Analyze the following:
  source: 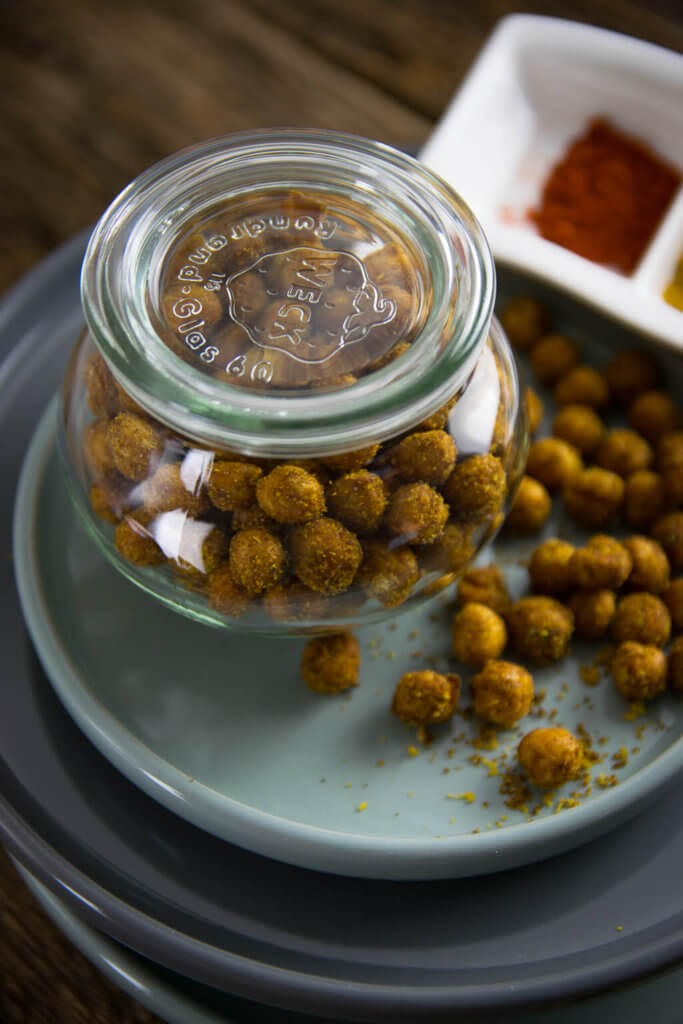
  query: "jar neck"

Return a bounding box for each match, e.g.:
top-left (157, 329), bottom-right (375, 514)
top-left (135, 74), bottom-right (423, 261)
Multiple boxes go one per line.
top-left (81, 130), bottom-right (495, 457)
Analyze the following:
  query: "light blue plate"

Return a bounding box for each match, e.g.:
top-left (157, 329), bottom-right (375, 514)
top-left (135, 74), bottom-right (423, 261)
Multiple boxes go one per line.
top-left (13, 392), bottom-right (683, 879)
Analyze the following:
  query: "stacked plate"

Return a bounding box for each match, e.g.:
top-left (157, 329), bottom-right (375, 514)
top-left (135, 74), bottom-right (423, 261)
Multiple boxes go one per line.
top-left (3, 17), bottom-right (683, 1024)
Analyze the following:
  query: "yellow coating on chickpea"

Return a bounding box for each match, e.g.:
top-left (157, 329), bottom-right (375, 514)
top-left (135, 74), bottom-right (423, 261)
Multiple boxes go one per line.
top-left (470, 661), bottom-right (535, 728)
top-left (229, 527), bottom-right (287, 595)
top-left (319, 445), bottom-right (380, 474)
top-left (85, 351), bottom-right (120, 418)
top-left (569, 535), bottom-right (632, 590)
top-left (605, 349), bottom-right (659, 405)
top-left (552, 404), bottom-right (604, 456)
top-left (623, 471), bottom-right (667, 531)
top-left (663, 578), bottom-right (683, 632)
top-left (611, 592), bottom-right (671, 648)
top-left (357, 539), bottom-right (419, 608)
top-left (83, 419), bottom-right (117, 478)
top-left (568, 590), bottom-right (616, 641)
top-left (526, 437), bottom-right (582, 492)
top-left (443, 454), bottom-right (506, 525)
top-left (108, 413), bottom-right (163, 482)
top-left (175, 525), bottom-right (229, 583)
top-left (611, 641), bottom-right (667, 701)
top-left (114, 513), bottom-right (165, 567)
top-left (629, 391), bottom-right (681, 443)
top-left (256, 464), bottom-right (326, 524)
top-left (506, 596), bottom-right (574, 664)
top-left (208, 563), bottom-right (251, 618)
top-left (621, 536), bottom-right (670, 593)
top-left (301, 633), bottom-right (361, 694)
top-left (651, 512), bottom-right (683, 571)
top-left (391, 430), bottom-right (457, 486)
top-left (326, 470), bottom-right (387, 535)
top-left (595, 429), bottom-right (653, 478)
top-left (451, 602), bottom-right (507, 666)
top-left (391, 670), bottom-right (460, 727)
top-left (504, 476), bottom-right (551, 534)
top-left (208, 461), bottom-right (263, 512)
top-left (563, 467), bottom-right (624, 529)
top-left (456, 565), bottom-right (511, 616)
top-left (385, 482), bottom-right (449, 545)
top-left (142, 462), bottom-right (210, 517)
top-left (657, 431), bottom-right (683, 505)
top-left (528, 538), bottom-right (576, 595)
top-left (518, 728), bottom-right (583, 787)
top-left (424, 521), bottom-right (475, 574)
top-left (90, 482), bottom-right (120, 524)
top-left (554, 365), bottom-right (610, 410)
top-left (525, 387), bottom-right (544, 436)
top-left (530, 333), bottom-right (579, 384)
top-left (290, 518), bottom-right (363, 594)
top-left (500, 296), bottom-right (548, 349)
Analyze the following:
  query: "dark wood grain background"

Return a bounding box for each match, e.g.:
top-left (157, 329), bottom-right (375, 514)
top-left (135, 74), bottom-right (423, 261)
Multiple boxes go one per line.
top-left (2, 1), bottom-right (682, 1021)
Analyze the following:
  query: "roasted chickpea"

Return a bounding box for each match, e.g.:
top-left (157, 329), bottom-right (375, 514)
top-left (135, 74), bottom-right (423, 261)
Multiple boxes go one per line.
top-left (142, 462), bottom-right (210, 516)
top-left (529, 333), bottom-right (580, 384)
top-left (83, 419), bottom-right (117, 478)
top-left (207, 460), bottom-right (262, 512)
top-left (256, 464), bottom-right (326, 524)
top-left (623, 470), bottom-right (667, 531)
top-left (504, 476), bottom-right (551, 534)
top-left (657, 431), bottom-right (683, 506)
top-left (500, 296), bottom-right (548, 349)
top-left (326, 470), bottom-right (387, 535)
top-left (114, 512), bottom-right (165, 567)
top-left (391, 429), bottom-right (457, 486)
top-left (554, 365), bottom-right (610, 410)
top-left (611, 641), bottom-right (667, 701)
top-left (470, 661), bottom-right (535, 728)
top-left (611, 592), bottom-right (671, 647)
top-left (423, 521), bottom-right (475, 574)
top-left (528, 538), bottom-right (576, 595)
top-left (108, 412), bottom-right (163, 482)
top-left (391, 670), bottom-right (460, 729)
top-left (229, 527), bottom-right (287, 595)
top-left (563, 467), bottom-right (624, 529)
top-left (262, 581), bottom-right (326, 623)
top-left (443, 454), bottom-right (506, 525)
top-left (290, 518), bottom-right (363, 594)
top-left (85, 351), bottom-right (120, 418)
top-left (320, 444), bottom-right (380, 474)
top-left (595, 429), bottom-right (653, 478)
top-left (456, 564), bottom-right (511, 616)
top-left (662, 578), bottom-right (683, 632)
top-left (208, 564), bottom-right (250, 618)
top-left (667, 636), bottom-right (683, 692)
top-left (357, 539), bottom-right (419, 607)
top-left (651, 512), bottom-right (683, 571)
top-left (569, 535), bottom-right (632, 590)
top-left (90, 481), bottom-right (121, 524)
top-left (568, 590), bottom-right (616, 641)
top-left (629, 391), bottom-right (681, 444)
top-left (621, 536), bottom-right (670, 593)
top-left (506, 596), bottom-right (574, 664)
top-left (301, 633), bottom-right (361, 695)
top-left (552, 404), bottom-right (604, 457)
top-left (518, 728), bottom-right (583, 787)
top-left (526, 437), bottom-right (582, 491)
top-left (605, 349), bottom-right (659, 405)
top-left (385, 482), bottom-right (449, 544)
top-left (451, 602), bottom-right (507, 666)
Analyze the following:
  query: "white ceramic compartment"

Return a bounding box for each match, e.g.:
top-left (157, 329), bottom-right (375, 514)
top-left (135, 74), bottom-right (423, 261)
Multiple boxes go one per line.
top-left (420, 14), bottom-right (683, 349)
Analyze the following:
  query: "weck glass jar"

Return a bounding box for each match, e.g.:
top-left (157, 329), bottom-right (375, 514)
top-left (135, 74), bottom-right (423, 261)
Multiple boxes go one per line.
top-left (59, 130), bottom-right (528, 634)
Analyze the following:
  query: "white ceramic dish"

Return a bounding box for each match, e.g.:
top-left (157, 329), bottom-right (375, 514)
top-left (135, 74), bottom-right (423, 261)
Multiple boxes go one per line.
top-left (420, 15), bottom-right (683, 350)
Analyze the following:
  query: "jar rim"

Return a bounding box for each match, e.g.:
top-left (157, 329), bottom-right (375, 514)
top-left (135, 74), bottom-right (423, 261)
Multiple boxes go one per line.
top-left (81, 130), bottom-right (495, 457)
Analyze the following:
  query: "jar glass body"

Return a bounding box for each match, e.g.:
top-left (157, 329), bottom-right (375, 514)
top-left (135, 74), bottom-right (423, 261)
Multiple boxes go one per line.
top-left (58, 131), bottom-right (528, 635)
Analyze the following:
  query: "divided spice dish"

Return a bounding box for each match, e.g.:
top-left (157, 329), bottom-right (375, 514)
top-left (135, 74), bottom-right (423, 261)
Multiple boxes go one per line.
top-left (60, 131), bottom-right (528, 635)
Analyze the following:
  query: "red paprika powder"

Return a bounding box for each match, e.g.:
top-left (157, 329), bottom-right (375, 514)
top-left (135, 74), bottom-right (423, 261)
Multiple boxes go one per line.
top-left (531, 118), bottom-right (681, 274)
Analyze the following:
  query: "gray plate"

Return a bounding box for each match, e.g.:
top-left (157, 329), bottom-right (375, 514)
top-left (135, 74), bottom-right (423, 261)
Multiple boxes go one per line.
top-left (1, 233), bottom-right (682, 1021)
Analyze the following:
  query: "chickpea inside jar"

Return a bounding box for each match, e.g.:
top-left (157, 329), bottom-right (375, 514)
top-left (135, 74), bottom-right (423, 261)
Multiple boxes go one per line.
top-left (60, 131), bottom-right (528, 635)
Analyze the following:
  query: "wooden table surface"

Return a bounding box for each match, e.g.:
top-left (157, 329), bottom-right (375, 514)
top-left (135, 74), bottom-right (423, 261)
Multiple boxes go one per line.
top-left (2, 2), bottom-right (682, 1021)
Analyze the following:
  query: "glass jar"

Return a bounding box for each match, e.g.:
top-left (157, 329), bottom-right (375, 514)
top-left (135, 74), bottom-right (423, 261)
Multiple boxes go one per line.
top-left (59, 130), bottom-right (528, 635)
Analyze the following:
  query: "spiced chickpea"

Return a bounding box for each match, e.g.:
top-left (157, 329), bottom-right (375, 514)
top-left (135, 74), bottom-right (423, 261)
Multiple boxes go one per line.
top-left (568, 590), bottom-right (616, 641)
top-left (552, 404), bottom-right (604, 457)
top-left (667, 636), bottom-right (683, 692)
top-left (456, 565), bottom-right (511, 616)
top-left (108, 412), bottom-right (163, 482)
top-left (500, 296), bottom-right (548, 349)
top-left (262, 581), bottom-right (327, 623)
top-left (326, 470), bottom-right (387, 535)
top-left (451, 602), bottom-right (507, 666)
top-left (563, 467), bottom-right (624, 529)
top-left (470, 661), bottom-right (534, 728)
top-left (605, 349), bottom-right (659, 405)
top-left (518, 728), bottom-right (583, 787)
top-left (423, 521), bottom-right (475, 574)
top-left (623, 471), bottom-right (667, 531)
top-left (525, 437), bottom-right (582, 491)
top-left (595, 429), bottom-right (653, 478)
top-left (229, 527), bottom-right (287, 595)
top-left (505, 476), bottom-right (551, 534)
top-left (83, 419), bottom-right (117, 478)
top-left (255, 464), bottom-right (326, 524)
top-left (207, 460), bottom-right (262, 512)
top-left (391, 429), bottom-right (457, 486)
top-left (114, 512), bottom-right (165, 567)
top-left (611, 592), bottom-right (671, 647)
top-left (651, 512), bottom-right (683, 571)
top-left (611, 642), bottom-right (667, 701)
top-left (90, 482), bottom-right (120, 525)
top-left (554, 365), bottom-right (610, 410)
top-left (357, 539), bottom-right (419, 608)
top-left (385, 482), bottom-right (449, 544)
top-left (391, 670), bottom-right (460, 729)
top-left (628, 391), bottom-right (681, 444)
top-left (621, 536), bottom-right (670, 593)
top-left (525, 387), bottom-right (544, 436)
top-left (569, 535), bottom-right (632, 590)
top-left (529, 333), bottom-right (580, 384)
top-left (290, 518), bottom-right (363, 594)
top-left (85, 351), bottom-right (119, 418)
top-left (142, 462), bottom-right (210, 517)
top-left (301, 633), bottom-right (361, 695)
top-left (528, 538), bottom-right (576, 595)
top-left (657, 431), bottom-right (683, 506)
top-left (662, 579), bottom-right (683, 632)
top-left (443, 454), bottom-right (506, 524)
top-left (208, 564), bottom-right (250, 618)
top-left (320, 444), bottom-right (380, 474)
top-left (174, 524), bottom-right (229, 589)
top-left (506, 596), bottom-right (574, 664)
